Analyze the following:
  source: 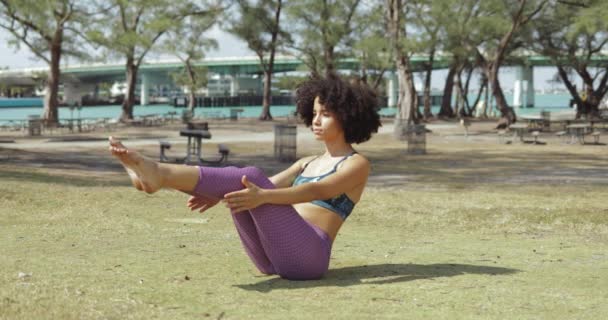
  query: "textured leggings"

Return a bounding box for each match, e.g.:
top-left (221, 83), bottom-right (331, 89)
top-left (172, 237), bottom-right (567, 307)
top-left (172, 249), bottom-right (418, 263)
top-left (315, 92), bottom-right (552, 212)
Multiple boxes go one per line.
top-left (192, 166), bottom-right (332, 280)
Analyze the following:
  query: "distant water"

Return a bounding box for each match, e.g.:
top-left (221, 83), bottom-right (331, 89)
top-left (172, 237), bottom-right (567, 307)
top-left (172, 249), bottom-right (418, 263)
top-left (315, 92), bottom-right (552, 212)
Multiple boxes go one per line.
top-left (0, 93), bottom-right (573, 123)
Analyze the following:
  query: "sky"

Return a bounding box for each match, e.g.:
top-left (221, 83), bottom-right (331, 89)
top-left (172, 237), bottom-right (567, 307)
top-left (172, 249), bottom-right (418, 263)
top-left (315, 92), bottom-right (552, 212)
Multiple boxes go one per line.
top-left (0, 27), bottom-right (570, 92)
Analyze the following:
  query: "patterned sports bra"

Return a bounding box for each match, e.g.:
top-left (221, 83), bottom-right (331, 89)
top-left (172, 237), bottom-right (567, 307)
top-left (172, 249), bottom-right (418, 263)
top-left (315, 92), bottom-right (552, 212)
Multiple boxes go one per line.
top-left (292, 152), bottom-right (357, 220)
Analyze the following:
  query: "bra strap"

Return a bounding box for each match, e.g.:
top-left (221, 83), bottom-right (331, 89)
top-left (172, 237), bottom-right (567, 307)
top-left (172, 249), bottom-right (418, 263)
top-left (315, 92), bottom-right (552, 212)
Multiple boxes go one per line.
top-left (332, 151), bottom-right (357, 171)
top-left (301, 156), bottom-right (320, 172)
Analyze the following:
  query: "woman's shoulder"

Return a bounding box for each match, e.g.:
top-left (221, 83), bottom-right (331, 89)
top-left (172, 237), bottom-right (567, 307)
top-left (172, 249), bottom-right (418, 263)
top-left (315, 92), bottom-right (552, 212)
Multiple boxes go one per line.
top-left (337, 152), bottom-right (370, 172)
top-left (292, 155), bottom-right (319, 170)
top-left (350, 152), bottom-right (370, 167)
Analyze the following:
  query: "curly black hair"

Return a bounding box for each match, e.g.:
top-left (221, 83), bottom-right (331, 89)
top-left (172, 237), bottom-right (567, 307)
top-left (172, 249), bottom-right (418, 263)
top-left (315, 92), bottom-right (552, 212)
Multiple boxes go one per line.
top-left (295, 75), bottom-right (382, 144)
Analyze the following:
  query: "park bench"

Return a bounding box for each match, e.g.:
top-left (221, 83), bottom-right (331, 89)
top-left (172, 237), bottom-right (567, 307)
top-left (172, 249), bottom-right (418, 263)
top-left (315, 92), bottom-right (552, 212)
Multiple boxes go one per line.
top-left (531, 131), bottom-right (542, 144)
top-left (590, 131), bottom-right (601, 144)
top-left (158, 140), bottom-right (230, 164)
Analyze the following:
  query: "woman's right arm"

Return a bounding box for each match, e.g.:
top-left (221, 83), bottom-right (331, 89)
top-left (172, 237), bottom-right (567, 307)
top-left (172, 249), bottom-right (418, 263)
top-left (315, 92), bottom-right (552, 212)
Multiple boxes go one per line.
top-left (269, 156), bottom-right (315, 188)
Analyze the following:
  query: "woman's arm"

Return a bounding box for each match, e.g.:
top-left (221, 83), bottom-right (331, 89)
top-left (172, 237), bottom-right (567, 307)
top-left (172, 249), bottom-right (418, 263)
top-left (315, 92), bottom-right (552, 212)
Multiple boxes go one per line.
top-left (263, 155), bottom-right (369, 204)
top-left (223, 155), bottom-right (369, 211)
top-left (268, 155), bottom-right (316, 188)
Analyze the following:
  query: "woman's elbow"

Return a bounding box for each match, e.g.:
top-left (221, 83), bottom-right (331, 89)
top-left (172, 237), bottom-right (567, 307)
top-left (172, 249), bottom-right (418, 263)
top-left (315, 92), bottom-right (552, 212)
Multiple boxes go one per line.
top-left (309, 183), bottom-right (335, 200)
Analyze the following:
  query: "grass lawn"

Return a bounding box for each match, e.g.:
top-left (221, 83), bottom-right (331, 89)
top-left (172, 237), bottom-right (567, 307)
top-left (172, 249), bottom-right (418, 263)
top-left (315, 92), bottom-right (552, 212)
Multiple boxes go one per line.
top-left (1, 132), bottom-right (607, 319)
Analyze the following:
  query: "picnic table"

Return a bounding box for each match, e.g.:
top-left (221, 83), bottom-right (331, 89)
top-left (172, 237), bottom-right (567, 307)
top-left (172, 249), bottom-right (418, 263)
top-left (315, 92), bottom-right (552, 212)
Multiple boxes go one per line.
top-left (566, 123), bottom-right (592, 144)
top-left (509, 123), bottom-right (529, 142)
top-left (180, 129), bottom-right (212, 164)
top-left (65, 118), bottom-right (83, 133)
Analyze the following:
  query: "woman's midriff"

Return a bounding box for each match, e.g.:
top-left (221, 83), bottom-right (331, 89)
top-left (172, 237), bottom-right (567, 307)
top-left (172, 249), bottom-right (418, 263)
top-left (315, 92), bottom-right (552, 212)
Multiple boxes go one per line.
top-left (293, 202), bottom-right (344, 242)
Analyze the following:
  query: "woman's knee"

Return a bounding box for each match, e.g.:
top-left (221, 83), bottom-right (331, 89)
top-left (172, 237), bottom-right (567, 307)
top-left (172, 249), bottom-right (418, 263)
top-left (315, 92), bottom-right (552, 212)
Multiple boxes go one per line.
top-left (240, 166), bottom-right (274, 188)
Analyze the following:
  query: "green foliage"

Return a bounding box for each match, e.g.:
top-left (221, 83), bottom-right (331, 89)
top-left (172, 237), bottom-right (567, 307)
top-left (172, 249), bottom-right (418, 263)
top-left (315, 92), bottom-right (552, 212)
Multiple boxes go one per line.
top-left (285, 0), bottom-right (363, 75)
top-left (86, 0), bottom-right (218, 63)
top-left (351, 2), bottom-right (391, 78)
top-left (274, 75), bottom-right (307, 91)
top-left (0, 0), bottom-right (89, 63)
top-left (228, 0), bottom-right (288, 61)
top-left (163, 6), bottom-right (219, 96)
top-left (170, 66), bottom-right (209, 92)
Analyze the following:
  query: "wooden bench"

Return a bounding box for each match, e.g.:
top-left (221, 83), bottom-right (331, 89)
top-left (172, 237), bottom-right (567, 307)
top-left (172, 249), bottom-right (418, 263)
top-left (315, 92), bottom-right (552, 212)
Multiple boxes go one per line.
top-left (531, 131), bottom-right (541, 144)
top-left (158, 140), bottom-right (230, 164)
top-left (497, 130), bottom-right (509, 144)
top-left (555, 130), bottom-right (567, 143)
top-left (159, 140), bottom-right (172, 162)
top-left (590, 131), bottom-right (601, 144)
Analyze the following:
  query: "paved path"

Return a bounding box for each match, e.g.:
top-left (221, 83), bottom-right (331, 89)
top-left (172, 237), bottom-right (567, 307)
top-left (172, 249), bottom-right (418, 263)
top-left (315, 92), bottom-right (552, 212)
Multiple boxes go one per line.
top-left (2, 123), bottom-right (446, 150)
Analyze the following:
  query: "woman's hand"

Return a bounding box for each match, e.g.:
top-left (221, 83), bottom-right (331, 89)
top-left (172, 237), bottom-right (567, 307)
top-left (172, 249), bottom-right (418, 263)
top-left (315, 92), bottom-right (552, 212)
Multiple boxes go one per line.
top-left (186, 194), bottom-right (220, 213)
top-left (223, 175), bottom-right (265, 213)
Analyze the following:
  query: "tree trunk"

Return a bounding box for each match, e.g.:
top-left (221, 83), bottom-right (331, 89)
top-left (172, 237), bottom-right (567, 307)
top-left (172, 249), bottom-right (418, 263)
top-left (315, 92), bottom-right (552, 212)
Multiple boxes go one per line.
top-left (438, 65), bottom-right (456, 117)
top-left (185, 59), bottom-right (197, 112)
top-left (394, 55), bottom-right (418, 138)
top-left (422, 49), bottom-right (435, 119)
top-left (471, 80), bottom-right (486, 118)
top-left (483, 80), bottom-right (490, 118)
top-left (387, 0), bottom-right (417, 139)
top-left (259, 0), bottom-right (281, 121)
top-left (259, 70), bottom-right (273, 120)
top-left (454, 67), bottom-right (464, 116)
top-left (121, 56), bottom-right (138, 121)
top-left (324, 47), bottom-right (335, 76)
top-left (487, 63), bottom-right (516, 123)
top-left (42, 31), bottom-right (63, 124)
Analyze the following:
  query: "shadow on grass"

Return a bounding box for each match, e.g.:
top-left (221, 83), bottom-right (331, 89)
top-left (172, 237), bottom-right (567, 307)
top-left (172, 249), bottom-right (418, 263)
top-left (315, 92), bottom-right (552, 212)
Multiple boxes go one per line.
top-left (0, 169), bottom-right (130, 187)
top-left (235, 263), bottom-right (519, 292)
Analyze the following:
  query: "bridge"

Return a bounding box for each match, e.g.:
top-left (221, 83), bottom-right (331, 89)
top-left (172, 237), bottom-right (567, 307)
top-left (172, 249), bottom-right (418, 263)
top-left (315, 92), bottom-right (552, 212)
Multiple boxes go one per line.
top-left (1, 53), bottom-right (607, 108)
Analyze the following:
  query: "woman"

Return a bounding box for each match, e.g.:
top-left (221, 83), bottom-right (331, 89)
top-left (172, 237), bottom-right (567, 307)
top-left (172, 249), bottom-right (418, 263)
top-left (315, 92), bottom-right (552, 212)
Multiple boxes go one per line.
top-left (109, 75), bottom-right (381, 280)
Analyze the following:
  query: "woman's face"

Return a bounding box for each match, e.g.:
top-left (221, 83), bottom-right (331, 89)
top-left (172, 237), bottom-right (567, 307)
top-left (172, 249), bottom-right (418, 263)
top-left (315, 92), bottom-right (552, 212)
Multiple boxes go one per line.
top-left (312, 96), bottom-right (344, 142)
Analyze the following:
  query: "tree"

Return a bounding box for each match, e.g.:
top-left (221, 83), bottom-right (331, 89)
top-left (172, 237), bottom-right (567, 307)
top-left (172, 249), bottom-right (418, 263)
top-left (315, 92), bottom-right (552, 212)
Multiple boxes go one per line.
top-left (228, 0), bottom-right (287, 121)
top-left (87, 0), bottom-right (221, 121)
top-left (386, 0), bottom-right (418, 138)
top-left (351, 2), bottom-right (391, 91)
top-left (0, 0), bottom-right (87, 123)
top-left (164, 14), bottom-right (218, 112)
top-left (409, 0), bottom-right (443, 119)
top-left (286, 0), bottom-right (362, 77)
top-left (532, 0), bottom-right (608, 118)
top-left (432, 0), bottom-right (483, 118)
top-left (474, 0), bottom-right (548, 125)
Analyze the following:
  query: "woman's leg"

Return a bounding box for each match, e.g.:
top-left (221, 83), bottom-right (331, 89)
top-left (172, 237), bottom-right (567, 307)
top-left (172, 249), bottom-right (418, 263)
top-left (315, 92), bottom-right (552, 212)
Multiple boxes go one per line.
top-left (109, 138), bottom-right (331, 280)
top-left (196, 166), bottom-right (332, 280)
top-left (110, 137), bottom-right (276, 274)
top-left (230, 212), bottom-right (276, 275)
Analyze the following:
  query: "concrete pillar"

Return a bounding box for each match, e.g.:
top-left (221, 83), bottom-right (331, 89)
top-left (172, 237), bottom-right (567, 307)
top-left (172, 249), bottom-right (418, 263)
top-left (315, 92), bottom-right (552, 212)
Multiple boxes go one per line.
top-left (229, 74), bottom-right (239, 96)
top-left (513, 66), bottom-right (535, 108)
top-left (140, 72), bottom-right (150, 105)
top-left (386, 72), bottom-right (398, 108)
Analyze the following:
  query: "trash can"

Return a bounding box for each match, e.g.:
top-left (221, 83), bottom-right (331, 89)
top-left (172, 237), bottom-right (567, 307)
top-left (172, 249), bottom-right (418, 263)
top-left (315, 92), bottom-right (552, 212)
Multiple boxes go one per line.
top-left (274, 124), bottom-right (297, 162)
top-left (540, 110), bottom-right (551, 131)
top-left (230, 108), bottom-right (243, 121)
top-left (27, 115), bottom-right (42, 136)
top-left (406, 124), bottom-right (426, 155)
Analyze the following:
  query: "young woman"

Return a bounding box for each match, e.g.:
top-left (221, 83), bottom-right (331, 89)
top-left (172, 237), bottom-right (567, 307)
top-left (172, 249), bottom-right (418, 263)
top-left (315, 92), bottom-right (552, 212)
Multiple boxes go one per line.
top-left (109, 75), bottom-right (381, 280)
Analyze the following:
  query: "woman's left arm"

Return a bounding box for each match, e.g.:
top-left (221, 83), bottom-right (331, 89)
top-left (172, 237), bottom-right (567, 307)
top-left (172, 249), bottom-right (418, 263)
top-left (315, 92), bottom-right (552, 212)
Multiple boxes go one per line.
top-left (223, 156), bottom-right (369, 212)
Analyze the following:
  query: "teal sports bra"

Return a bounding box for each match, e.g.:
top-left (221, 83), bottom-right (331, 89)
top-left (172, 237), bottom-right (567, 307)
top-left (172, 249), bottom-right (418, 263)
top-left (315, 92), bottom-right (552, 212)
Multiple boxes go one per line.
top-left (292, 152), bottom-right (357, 220)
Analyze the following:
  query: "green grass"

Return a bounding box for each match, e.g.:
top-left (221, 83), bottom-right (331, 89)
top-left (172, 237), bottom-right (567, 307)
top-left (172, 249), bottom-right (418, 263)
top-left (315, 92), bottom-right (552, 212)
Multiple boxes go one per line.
top-left (1, 161), bottom-right (607, 319)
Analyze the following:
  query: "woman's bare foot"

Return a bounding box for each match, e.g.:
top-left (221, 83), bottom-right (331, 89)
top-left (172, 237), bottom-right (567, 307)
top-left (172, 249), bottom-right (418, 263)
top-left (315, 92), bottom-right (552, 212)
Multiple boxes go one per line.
top-left (108, 136), bottom-right (163, 193)
top-left (109, 138), bottom-right (143, 191)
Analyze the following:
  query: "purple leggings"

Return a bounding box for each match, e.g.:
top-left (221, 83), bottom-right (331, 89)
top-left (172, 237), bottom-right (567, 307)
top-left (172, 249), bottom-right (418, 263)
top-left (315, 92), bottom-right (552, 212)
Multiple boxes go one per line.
top-left (192, 166), bottom-right (332, 280)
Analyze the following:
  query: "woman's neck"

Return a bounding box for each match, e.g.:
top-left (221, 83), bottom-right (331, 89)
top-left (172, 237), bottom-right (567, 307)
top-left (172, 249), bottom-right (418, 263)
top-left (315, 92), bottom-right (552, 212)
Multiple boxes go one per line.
top-left (323, 140), bottom-right (354, 157)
